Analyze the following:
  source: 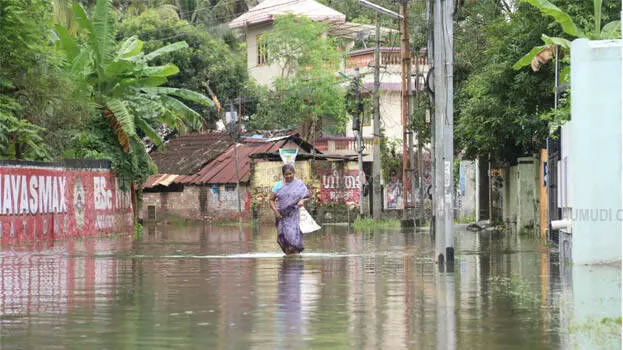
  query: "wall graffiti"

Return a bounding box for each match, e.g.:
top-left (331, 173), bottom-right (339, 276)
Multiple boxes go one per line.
top-left (0, 165), bottom-right (132, 244)
top-left (320, 168), bottom-right (361, 204)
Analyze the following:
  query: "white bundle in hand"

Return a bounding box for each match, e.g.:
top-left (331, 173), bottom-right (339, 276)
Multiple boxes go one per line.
top-left (299, 207), bottom-right (321, 234)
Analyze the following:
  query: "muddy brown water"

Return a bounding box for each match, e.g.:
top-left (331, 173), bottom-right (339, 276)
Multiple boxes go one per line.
top-left (0, 223), bottom-right (617, 349)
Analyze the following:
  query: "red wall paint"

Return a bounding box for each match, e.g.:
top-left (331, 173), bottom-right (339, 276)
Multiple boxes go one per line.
top-left (0, 166), bottom-right (132, 244)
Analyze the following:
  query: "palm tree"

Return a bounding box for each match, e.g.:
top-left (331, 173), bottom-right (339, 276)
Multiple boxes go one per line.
top-left (55, 0), bottom-right (214, 225)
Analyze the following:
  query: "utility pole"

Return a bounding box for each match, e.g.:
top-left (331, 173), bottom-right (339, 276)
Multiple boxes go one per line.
top-left (433, 0), bottom-right (454, 269)
top-left (354, 68), bottom-right (365, 217)
top-left (426, 0), bottom-right (436, 238)
top-left (359, 0), bottom-right (403, 220)
top-left (415, 49), bottom-right (426, 226)
top-left (372, 12), bottom-right (383, 220)
top-left (347, 67), bottom-right (366, 217)
top-left (400, 1), bottom-right (413, 224)
top-left (229, 101), bottom-right (242, 223)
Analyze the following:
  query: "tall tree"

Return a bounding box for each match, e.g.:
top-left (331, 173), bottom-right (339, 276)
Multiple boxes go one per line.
top-left (454, 0), bottom-right (555, 164)
top-left (249, 15), bottom-right (347, 140)
top-left (118, 6), bottom-right (247, 128)
top-left (0, 0), bottom-right (94, 160)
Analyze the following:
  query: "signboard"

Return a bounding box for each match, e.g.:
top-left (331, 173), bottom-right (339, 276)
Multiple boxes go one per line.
top-left (279, 148), bottom-right (298, 165)
top-left (0, 167), bottom-right (132, 244)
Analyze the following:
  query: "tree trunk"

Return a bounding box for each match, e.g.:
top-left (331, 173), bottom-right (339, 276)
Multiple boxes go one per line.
top-left (131, 183), bottom-right (139, 229)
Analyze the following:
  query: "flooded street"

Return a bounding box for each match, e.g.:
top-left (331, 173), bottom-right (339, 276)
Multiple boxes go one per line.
top-left (0, 224), bottom-right (619, 349)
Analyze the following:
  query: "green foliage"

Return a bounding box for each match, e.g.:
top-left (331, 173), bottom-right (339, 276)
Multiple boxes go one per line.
top-left (345, 73), bottom-right (363, 120)
top-left (514, 0), bottom-right (621, 70)
top-left (0, 95), bottom-right (49, 160)
top-left (380, 137), bottom-right (401, 183)
top-left (51, 0), bottom-right (213, 194)
top-left (522, 0), bottom-right (583, 37)
top-left (539, 91), bottom-right (570, 136)
top-left (73, 115), bottom-right (155, 190)
top-left (118, 7), bottom-right (247, 127)
top-left (454, 0), bottom-right (557, 164)
top-left (411, 96), bottom-right (431, 144)
top-left (249, 15), bottom-right (347, 138)
top-left (0, 0), bottom-right (95, 160)
top-left (352, 217), bottom-right (401, 231)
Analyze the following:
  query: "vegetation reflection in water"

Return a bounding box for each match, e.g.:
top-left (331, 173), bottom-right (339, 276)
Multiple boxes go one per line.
top-left (0, 224), bottom-right (619, 349)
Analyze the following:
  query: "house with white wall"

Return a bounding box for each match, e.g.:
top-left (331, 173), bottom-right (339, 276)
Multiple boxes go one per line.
top-left (229, 0), bottom-right (346, 87)
top-left (228, 0), bottom-right (427, 145)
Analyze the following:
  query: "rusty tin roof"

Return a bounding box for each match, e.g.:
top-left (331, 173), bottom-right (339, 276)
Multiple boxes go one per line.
top-left (149, 132), bottom-right (233, 175)
top-left (145, 132), bottom-right (320, 188)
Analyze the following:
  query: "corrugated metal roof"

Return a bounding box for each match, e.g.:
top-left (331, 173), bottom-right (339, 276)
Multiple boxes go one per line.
top-left (149, 132), bottom-right (232, 175)
top-left (143, 174), bottom-right (179, 188)
top-left (179, 140), bottom-right (292, 185)
top-left (144, 132), bottom-right (322, 188)
top-left (229, 0), bottom-right (345, 29)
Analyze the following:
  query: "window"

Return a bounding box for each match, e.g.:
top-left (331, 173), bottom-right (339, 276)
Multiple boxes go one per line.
top-left (257, 34), bottom-right (267, 65)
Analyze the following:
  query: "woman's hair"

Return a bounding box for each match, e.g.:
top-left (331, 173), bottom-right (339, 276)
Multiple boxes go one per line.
top-left (281, 163), bottom-right (295, 175)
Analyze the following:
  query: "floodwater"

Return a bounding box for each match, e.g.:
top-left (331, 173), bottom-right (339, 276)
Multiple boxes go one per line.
top-left (0, 223), bottom-right (620, 349)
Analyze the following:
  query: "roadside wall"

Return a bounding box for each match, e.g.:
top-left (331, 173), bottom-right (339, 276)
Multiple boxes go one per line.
top-left (142, 185), bottom-right (251, 222)
top-left (501, 156), bottom-right (539, 234)
top-left (250, 159), bottom-right (361, 223)
top-left (0, 160), bottom-right (133, 245)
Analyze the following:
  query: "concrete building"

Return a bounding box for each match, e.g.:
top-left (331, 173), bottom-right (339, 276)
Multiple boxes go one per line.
top-left (547, 38), bottom-right (622, 350)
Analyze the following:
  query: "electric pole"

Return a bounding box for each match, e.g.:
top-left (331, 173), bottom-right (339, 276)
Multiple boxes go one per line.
top-left (359, 0), bottom-right (403, 220)
top-left (229, 101), bottom-right (242, 223)
top-left (415, 49), bottom-right (426, 226)
top-left (347, 67), bottom-right (366, 217)
top-left (372, 12), bottom-right (383, 220)
top-left (433, 0), bottom-right (454, 269)
top-left (400, 1), bottom-right (412, 224)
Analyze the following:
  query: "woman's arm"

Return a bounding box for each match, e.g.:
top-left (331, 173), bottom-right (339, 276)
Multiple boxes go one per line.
top-left (297, 183), bottom-right (311, 207)
top-left (297, 196), bottom-right (310, 207)
top-left (270, 192), bottom-right (282, 219)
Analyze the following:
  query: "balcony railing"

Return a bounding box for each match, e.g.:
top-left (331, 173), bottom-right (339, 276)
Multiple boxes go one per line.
top-left (346, 48), bottom-right (429, 69)
top-left (314, 137), bottom-right (374, 154)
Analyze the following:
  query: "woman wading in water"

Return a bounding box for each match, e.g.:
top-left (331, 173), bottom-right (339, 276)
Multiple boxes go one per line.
top-left (269, 164), bottom-right (310, 255)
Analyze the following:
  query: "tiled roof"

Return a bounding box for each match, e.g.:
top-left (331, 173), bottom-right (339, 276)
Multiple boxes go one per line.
top-left (149, 132), bottom-right (233, 175)
top-left (144, 133), bottom-right (321, 187)
top-left (176, 141), bottom-right (286, 185)
top-left (229, 0), bottom-right (345, 29)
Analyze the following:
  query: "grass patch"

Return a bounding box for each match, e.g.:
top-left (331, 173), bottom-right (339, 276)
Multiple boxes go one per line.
top-left (352, 217), bottom-right (401, 231)
top-left (212, 220), bottom-right (255, 227)
top-left (454, 215), bottom-right (475, 224)
top-left (155, 215), bottom-right (198, 226)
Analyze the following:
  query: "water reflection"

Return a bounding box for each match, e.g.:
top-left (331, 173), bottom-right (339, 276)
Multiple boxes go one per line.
top-left (275, 258), bottom-right (307, 348)
top-left (0, 223), bottom-right (618, 349)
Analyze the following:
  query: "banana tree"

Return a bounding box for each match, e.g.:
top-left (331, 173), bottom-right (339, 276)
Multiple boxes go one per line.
top-left (55, 0), bottom-right (214, 226)
top-left (514, 0), bottom-right (621, 72)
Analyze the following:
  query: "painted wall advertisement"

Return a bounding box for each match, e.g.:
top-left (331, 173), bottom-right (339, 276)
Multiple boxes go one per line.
top-left (320, 168), bottom-right (361, 204)
top-left (0, 166), bottom-right (132, 244)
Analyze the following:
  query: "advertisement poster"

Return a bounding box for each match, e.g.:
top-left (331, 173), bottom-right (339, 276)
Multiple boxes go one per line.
top-left (320, 168), bottom-right (361, 204)
top-left (0, 166), bottom-right (132, 244)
